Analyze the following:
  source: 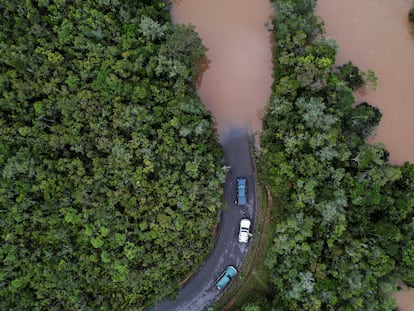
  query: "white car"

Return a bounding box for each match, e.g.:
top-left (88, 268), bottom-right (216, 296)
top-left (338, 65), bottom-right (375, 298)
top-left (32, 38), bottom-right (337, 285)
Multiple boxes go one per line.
top-left (238, 219), bottom-right (251, 243)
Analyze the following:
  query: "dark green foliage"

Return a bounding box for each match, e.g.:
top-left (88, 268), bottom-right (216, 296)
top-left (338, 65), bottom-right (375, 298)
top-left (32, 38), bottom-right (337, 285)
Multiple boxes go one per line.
top-left (253, 0), bottom-right (414, 310)
top-left (409, 7), bottom-right (414, 22)
top-left (240, 293), bottom-right (272, 311)
top-left (337, 61), bottom-right (364, 89)
top-left (344, 102), bottom-right (382, 138)
top-left (0, 1), bottom-right (224, 310)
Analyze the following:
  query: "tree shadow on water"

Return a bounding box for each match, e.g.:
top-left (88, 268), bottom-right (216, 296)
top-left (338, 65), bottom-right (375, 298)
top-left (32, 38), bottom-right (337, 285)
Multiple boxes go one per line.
top-left (194, 56), bottom-right (211, 89)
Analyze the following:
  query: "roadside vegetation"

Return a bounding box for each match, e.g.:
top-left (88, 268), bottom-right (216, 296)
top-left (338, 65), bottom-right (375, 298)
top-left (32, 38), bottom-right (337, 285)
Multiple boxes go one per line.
top-left (239, 0), bottom-right (414, 310)
top-left (409, 6), bottom-right (414, 22)
top-left (0, 1), bottom-right (225, 310)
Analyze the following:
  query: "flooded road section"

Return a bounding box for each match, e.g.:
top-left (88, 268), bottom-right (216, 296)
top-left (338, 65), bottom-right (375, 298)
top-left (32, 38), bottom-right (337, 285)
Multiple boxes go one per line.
top-left (317, 0), bottom-right (414, 166)
top-left (171, 0), bottom-right (273, 142)
top-left (317, 1), bottom-right (414, 309)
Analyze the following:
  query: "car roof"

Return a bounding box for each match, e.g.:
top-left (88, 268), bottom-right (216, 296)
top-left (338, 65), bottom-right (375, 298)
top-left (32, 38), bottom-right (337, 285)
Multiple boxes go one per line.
top-left (216, 275), bottom-right (231, 288)
top-left (237, 178), bottom-right (247, 205)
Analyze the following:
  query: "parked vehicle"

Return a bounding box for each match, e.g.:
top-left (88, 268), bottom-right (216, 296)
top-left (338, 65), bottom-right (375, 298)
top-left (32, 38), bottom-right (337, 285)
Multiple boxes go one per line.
top-left (235, 178), bottom-right (247, 205)
top-left (216, 265), bottom-right (237, 289)
top-left (238, 218), bottom-right (251, 243)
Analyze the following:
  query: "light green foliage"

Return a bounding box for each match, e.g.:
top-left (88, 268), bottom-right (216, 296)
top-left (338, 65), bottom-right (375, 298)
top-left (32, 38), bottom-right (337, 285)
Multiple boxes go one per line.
top-left (362, 69), bottom-right (378, 90)
top-left (139, 15), bottom-right (168, 41)
top-left (242, 304), bottom-right (262, 311)
top-left (256, 0), bottom-right (414, 310)
top-left (295, 97), bottom-right (327, 129)
top-left (0, 1), bottom-right (224, 310)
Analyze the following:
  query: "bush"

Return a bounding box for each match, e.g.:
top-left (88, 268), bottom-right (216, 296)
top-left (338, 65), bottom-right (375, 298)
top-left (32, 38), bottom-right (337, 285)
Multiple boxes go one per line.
top-left (409, 7), bottom-right (414, 22)
top-left (337, 61), bottom-right (364, 89)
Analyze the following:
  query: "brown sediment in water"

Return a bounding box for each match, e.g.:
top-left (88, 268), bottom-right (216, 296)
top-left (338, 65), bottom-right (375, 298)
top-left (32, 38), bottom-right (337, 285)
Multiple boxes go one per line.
top-left (317, 1), bottom-right (414, 309)
top-left (171, 0), bottom-right (274, 143)
top-left (316, 0), bottom-right (414, 166)
top-left (395, 286), bottom-right (414, 311)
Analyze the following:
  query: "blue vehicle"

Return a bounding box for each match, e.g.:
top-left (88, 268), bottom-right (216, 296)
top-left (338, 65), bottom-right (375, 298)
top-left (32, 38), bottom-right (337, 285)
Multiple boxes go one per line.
top-left (236, 178), bottom-right (247, 205)
top-left (216, 266), bottom-right (237, 289)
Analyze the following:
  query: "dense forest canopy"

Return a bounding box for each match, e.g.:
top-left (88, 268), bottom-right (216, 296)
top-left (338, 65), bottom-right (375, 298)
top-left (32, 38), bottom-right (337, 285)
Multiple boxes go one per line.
top-left (0, 0), bottom-right (225, 310)
top-left (242, 0), bottom-right (414, 310)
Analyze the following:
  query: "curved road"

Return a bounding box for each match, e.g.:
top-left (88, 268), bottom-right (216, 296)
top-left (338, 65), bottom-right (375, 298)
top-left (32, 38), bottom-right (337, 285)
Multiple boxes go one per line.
top-left (150, 129), bottom-right (256, 311)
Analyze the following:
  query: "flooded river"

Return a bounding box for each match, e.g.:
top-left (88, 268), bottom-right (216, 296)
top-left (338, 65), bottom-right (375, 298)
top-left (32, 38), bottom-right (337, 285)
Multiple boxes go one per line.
top-left (171, 0), bottom-right (273, 142)
top-left (316, 0), bottom-right (414, 309)
top-left (316, 0), bottom-right (414, 166)
top-left (171, 0), bottom-right (414, 309)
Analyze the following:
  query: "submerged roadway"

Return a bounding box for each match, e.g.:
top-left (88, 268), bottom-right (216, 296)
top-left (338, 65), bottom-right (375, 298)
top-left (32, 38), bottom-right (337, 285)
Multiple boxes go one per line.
top-left (150, 129), bottom-right (257, 311)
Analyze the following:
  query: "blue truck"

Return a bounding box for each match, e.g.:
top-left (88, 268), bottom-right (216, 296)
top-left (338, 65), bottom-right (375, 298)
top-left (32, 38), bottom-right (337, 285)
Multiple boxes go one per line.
top-left (235, 178), bottom-right (247, 205)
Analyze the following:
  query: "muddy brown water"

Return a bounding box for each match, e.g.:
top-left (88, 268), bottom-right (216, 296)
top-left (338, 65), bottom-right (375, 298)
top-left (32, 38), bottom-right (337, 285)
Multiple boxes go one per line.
top-left (317, 0), bottom-right (414, 309)
top-left (317, 0), bottom-right (414, 166)
top-left (172, 0), bottom-right (414, 309)
top-left (171, 0), bottom-right (273, 143)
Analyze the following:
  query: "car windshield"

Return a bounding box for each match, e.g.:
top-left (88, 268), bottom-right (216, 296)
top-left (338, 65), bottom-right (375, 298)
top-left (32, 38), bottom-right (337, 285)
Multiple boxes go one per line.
top-left (226, 266), bottom-right (237, 277)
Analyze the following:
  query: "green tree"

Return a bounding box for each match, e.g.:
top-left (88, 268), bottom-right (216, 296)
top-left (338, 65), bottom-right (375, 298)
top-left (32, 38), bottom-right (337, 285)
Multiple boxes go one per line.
top-left (410, 7), bottom-right (414, 22)
top-left (0, 1), bottom-right (224, 310)
top-left (337, 61), bottom-right (364, 89)
top-left (253, 0), bottom-right (414, 310)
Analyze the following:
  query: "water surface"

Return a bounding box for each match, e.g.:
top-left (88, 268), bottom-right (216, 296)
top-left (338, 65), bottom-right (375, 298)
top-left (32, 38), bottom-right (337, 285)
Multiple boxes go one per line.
top-left (172, 0), bottom-right (273, 142)
top-left (317, 1), bottom-right (414, 309)
top-left (317, 0), bottom-right (414, 166)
